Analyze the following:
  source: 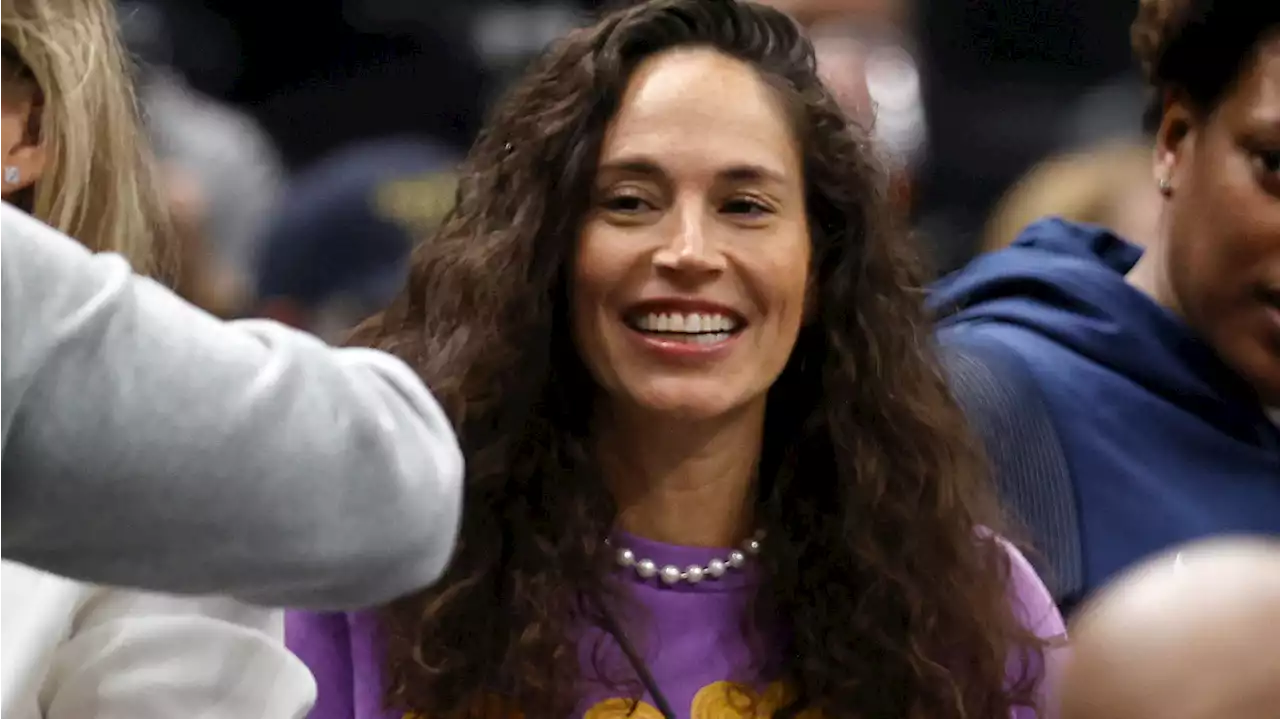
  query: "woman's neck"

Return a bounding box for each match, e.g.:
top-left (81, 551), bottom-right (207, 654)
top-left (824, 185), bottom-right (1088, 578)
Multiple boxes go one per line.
top-left (1126, 233), bottom-right (1185, 317)
top-left (595, 400), bottom-right (765, 548)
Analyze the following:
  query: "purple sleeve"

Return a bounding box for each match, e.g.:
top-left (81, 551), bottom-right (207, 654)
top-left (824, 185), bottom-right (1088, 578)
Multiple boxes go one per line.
top-left (287, 612), bottom-right (356, 719)
top-left (999, 539), bottom-right (1069, 719)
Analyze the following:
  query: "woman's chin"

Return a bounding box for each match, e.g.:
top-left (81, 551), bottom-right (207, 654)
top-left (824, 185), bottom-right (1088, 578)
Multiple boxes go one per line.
top-left (619, 385), bottom-right (762, 424)
top-left (638, 401), bottom-right (734, 423)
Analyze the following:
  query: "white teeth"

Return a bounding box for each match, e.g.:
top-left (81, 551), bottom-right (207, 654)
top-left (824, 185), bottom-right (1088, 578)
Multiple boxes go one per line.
top-left (633, 311), bottom-right (740, 334)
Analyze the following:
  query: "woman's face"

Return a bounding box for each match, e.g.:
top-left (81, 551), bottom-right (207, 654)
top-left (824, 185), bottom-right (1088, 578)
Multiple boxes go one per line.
top-left (1158, 34), bottom-right (1280, 404)
top-left (572, 47), bottom-right (811, 422)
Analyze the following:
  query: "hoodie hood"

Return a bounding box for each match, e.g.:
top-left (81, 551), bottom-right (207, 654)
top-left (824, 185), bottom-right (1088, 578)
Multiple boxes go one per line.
top-left (931, 218), bottom-right (1266, 433)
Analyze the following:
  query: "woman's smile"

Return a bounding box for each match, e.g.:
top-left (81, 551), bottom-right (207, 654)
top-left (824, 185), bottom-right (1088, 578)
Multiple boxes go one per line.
top-left (623, 299), bottom-right (748, 360)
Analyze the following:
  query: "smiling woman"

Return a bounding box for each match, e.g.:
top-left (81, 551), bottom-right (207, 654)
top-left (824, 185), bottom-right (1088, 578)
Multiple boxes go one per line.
top-left (287, 1), bottom-right (1064, 718)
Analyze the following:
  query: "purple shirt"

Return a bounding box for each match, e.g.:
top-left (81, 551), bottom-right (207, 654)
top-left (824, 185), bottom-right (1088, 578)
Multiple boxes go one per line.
top-left (287, 533), bottom-right (1065, 718)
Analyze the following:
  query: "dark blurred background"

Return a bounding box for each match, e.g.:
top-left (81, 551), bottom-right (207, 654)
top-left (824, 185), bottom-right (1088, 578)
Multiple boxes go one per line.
top-left (120, 0), bottom-right (1154, 330)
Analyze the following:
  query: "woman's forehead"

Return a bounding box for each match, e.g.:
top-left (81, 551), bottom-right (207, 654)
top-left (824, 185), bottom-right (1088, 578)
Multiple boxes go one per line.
top-left (1215, 34), bottom-right (1280, 128)
top-left (600, 48), bottom-right (801, 177)
top-left (613, 49), bottom-right (788, 129)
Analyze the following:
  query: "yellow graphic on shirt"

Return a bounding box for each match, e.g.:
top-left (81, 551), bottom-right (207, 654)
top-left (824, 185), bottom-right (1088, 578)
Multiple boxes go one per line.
top-left (582, 697), bottom-right (667, 718)
top-left (581, 680), bottom-right (825, 718)
top-left (403, 681), bottom-right (825, 718)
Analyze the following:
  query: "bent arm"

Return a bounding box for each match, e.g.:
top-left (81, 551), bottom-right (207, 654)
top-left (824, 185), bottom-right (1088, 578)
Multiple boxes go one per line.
top-left (1, 205), bottom-right (463, 608)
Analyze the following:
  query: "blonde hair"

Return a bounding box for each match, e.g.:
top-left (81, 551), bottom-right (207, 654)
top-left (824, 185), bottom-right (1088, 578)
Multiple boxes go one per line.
top-left (2, 0), bottom-right (170, 277)
top-left (982, 142), bottom-right (1154, 253)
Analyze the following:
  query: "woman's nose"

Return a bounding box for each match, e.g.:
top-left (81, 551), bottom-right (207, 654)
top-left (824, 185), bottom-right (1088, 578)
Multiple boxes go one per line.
top-left (652, 205), bottom-right (726, 277)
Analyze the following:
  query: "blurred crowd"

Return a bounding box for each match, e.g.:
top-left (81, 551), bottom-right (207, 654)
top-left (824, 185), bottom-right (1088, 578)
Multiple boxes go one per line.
top-left (111, 0), bottom-right (1160, 330)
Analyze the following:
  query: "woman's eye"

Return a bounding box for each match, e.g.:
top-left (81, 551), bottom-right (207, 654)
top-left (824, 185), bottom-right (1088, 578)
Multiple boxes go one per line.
top-left (1256, 150), bottom-right (1280, 175)
top-left (601, 194), bottom-right (653, 213)
top-left (722, 197), bottom-right (771, 217)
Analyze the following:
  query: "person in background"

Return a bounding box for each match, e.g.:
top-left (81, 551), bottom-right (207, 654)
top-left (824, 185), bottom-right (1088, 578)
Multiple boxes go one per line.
top-left (162, 160), bottom-right (246, 316)
top-left (2, 4), bottom-right (464, 607)
top-left (1060, 537), bottom-right (1280, 719)
top-left (763, 0), bottom-right (924, 215)
top-left (981, 142), bottom-right (1162, 253)
top-left (810, 22), bottom-right (925, 216)
top-left (139, 67), bottom-right (287, 315)
top-left (931, 0), bottom-right (1280, 615)
top-left (758, 0), bottom-right (905, 28)
top-left (253, 138), bottom-right (459, 342)
top-left (288, 2), bottom-right (1063, 718)
top-left (117, 0), bottom-right (287, 316)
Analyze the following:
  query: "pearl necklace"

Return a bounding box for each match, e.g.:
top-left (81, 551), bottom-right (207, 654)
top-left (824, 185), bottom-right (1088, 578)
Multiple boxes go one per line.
top-left (608, 531), bottom-right (764, 585)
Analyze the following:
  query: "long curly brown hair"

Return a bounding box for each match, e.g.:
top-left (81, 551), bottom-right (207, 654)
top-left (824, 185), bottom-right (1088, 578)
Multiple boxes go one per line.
top-left (351, 1), bottom-right (1048, 717)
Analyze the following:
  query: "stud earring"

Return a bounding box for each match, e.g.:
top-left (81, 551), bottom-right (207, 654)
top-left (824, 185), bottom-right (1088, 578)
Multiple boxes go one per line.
top-left (3, 166), bottom-right (18, 185)
top-left (1157, 175), bottom-right (1172, 196)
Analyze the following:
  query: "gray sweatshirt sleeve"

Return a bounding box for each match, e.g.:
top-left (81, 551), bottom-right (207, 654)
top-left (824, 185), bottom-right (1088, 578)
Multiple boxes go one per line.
top-left (1, 204), bottom-right (463, 609)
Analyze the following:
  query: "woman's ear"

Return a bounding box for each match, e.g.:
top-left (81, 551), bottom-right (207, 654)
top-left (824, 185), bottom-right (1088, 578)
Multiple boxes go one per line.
top-left (1152, 93), bottom-right (1195, 197)
top-left (1, 89), bottom-right (46, 195)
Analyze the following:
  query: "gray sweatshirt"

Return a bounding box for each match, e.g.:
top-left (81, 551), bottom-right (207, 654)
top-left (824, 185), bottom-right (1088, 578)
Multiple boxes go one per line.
top-left (1, 204), bottom-right (462, 609)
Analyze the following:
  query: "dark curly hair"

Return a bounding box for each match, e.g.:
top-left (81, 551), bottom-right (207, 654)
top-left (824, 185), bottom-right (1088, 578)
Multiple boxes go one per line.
top-left (1133, 0), bottom-right (1280, 132)
top-left (351, 1), bottom-right (1048, 716)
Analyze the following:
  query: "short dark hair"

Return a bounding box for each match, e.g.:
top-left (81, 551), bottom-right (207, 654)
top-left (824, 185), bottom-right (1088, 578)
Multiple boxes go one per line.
top-left (1133, 0), bottom-right (1280, 132)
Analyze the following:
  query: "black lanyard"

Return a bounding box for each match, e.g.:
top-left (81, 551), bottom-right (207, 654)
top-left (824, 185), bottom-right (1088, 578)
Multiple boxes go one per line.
top-left (589, 591), bottom-right (678, 719)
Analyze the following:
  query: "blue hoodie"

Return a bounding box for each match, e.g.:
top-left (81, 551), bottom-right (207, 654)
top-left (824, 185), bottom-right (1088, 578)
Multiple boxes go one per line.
top-left (931, 218), bottom-right (1280, 602)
